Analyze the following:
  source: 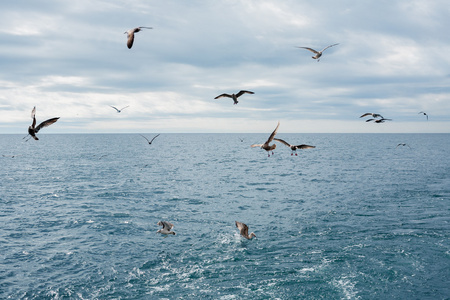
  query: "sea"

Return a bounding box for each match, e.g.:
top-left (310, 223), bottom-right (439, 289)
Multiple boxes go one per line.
top-left (0, 133), bottom-right (449, 299)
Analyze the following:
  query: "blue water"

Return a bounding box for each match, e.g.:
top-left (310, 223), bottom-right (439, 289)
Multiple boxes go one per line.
top-left (1, 133), bottom-right (449, 299)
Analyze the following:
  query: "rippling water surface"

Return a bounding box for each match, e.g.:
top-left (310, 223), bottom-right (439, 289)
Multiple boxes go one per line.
top-left (1, 133), bottom-right (449, 299)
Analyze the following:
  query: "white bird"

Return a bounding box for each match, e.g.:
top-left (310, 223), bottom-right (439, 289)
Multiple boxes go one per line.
top-left (214, 90), bottom-right (254, 105)
top-left (157, 221), bottom-right (176, 235)
top-left (140, 134), bottom-right (160, 145)
top-left (297, 43), bottom-right (339, 61)
top-left (109, 105), bottom-right (129, 113)
top-left (124, 27), bottom-right (153, 49)
top-left (235, 221), bottom-right (256, 240)
top-left (251, 122), bottom-right (280, 157)
top-left (274, 138), bottom-right (315, 156)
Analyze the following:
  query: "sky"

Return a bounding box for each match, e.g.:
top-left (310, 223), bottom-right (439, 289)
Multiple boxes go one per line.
top-left (0, 0), bottom-right (449, 134)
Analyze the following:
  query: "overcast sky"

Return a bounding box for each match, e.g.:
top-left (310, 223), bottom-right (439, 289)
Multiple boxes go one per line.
top-left (0, 0), bottom-right (449, 133)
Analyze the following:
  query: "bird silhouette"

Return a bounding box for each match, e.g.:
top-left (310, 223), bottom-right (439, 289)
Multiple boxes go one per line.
top-left (396, 143), bottom-right (411, 148)
top-left (24, 107), bottom-right (59, 141)
top-left (274, 138), bottom-right (315, 156)
top-left (360, 113), bottom-right (384, 119)
top-left (251, 122), bottom-right (280, 157)
top-left (124, 27), bottom-right (152, 49)
top-left (109, 105), bottom-right (129, 113)
top-left (418, 111), bottom-right (428, 120)
top-left (297, 43), bottom-right (339, 61)
top-left (214, 90), bottom-right (254, 105)
top-left (366, 118), bottom-right (392, 123)
top-left (140, 134), bottom-right (160, 145)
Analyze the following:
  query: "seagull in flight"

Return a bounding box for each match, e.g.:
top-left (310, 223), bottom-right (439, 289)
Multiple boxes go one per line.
top-left (214, 90), bottom-right (254, 105)
top-left (24, 107), bottom-right (59, 141)
top-left (418, 111), bottom-right (428, 120)
top-left (360, 113), bottom-right (384, 119)
top-left (297, 43), bottom-right (339, 61)
top-left (274, 138), bottom-right (315, 156)
top-left (109, 105), bottom-right (129, 113)
top-left (251, 122), bottom-right (280, 157)
top-left (366, 118), bottom-right (392, 123)
top-left (140, 134), bottom-right (160, 145)
top-left (235, 221), bottom-right (256, 240)
top-left (157, 221), bottom-right (176, 236)
top-left (124, 27), bottom-right (152, 49)
top-left (396, 143), bottom-right (411, 148)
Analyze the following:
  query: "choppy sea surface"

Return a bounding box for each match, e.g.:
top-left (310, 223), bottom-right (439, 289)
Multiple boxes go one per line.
top-left (1, 133), bottom-right (449, 299)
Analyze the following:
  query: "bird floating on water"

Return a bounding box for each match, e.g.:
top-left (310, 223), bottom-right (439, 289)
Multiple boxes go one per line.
top-left (109, 105), bottom-right (129, 113)
top-left (396, 143), bottom-right (411, 148)
top-left (360, 113), bottom-right (384, 119)
top-left (297, 43), bottom-right (339, 61)
top-left (124, 27), bottom-right (152, 49)
top-left (418, 111), bottom-right (428, 120)
top-left (140, 134), bottom-right (160, 145)
top-left (24, 107), bottom-right (59, 141)
top-left (235, 221), bottom-right (256, 240)
top-left (251, 122), bottom-right (280, 157)
top-left (214, 90), bottom-right (254, 105)
top-left (274, 138), bottom-right (315, 156)
top-left (157, 221), bottom-right (176, 236)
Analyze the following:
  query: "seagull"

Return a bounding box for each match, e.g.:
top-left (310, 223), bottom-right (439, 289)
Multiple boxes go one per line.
top-left (239, 137), bottom-right (244, 142)
top-left (274, 138), bottom-right (315, 156)
top-left (140, 134), bottom-right (160, 145)
top-left (109, 105), bottom-right (129, 113)
top-left (396, 143), bottom-right (411, 148)
top-left (214, 90), bottom-right (254, 105)
top-left (251, 121), bottom-right (280, 157)
top-left (418, 111), bottom-right (428, 120)
top-left (297, 43), bottom-right (339, 61)
top-left (360, 113), bottom-right (384, 119)
top-left (235, 221), bottom-right (256, 240)
top-left (24, 107), bottom-right (59, 141)
top-left (366, 118), bottom-right (392, 123)
top-left (124, 27), bottom-right (152, 49)
top-left (157, 221), bottom-right (176, 236)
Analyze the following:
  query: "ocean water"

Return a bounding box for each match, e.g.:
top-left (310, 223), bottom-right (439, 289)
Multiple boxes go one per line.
top-left (1, 133), bottom-right (449, 299)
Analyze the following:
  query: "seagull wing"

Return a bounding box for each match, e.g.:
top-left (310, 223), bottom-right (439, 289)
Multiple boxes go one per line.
top-left (297, 144), bottom-right (316, 149)
top-left (321, 43), bottom-right (339, 52)
top-left (110, 105), bottom-right (120, 112)
top-left (214, 93), bottom-right (232, 99)
top-left (359, 113), bottom-right (373, 118)
top-left (138, 26), bottom-right (153, 29)
top-left (236, 90), bottom-right (254, 98)
top-left (298, 47), bottom-right (319, 54)
top-left (140, 134), bottom-right (150, 143)
top-left (162, 221), bottom-right (174, 230)
top-left (120, 106), bottom-right (129, 111)
top-left (235, 221), bottom-right (249, 236)
top-left (273, 138), bottom-right (291, 147)
top-left (265, 122), bottom-right (280, 144)
top-left (150, 134), bottom-right (160, 143)
top-left (30, 107), bottom-right (37, 128)
top-left (127, 32), bottom-right (135, 49)
top-left (250, 144), bottom-right (263, 148)
top-left (35, 117), bottom-right (59, 133)
top-left (366, 119), bottom-right (375, 122)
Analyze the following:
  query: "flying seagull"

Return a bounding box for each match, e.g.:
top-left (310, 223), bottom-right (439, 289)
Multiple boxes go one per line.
top-left (24, 107), bottom-right (59, 141)
top-left (157, 221), bottom-right (176, 236)
top-left (274, 138), bottom-right (315, 156)
top-left (366, 118), bottom-right (392, 123)
top-left (235, 221), bottom-right (256, 240)
top-left (140, 134), bottom-right (160, 145)
top-left (360, 113), bottom-right (384, 119)
top-left (109, 105), bottom-right (129, 113)
top-left (418, 111), bottom-right (428, 120)
top-left (396, 143), bottom-right (411, 148)
top-left (251, 121), bottom-right (280, 157)
top-left (297, 43), bottom-right (339, 61)
top-left (214, 90), bottom-right (254, 105)
top-left (124, 27), bottom-right (152, 49)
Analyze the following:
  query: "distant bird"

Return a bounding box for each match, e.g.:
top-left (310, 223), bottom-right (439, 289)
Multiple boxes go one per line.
top-left (360, 113), bottom-right (384, 119)
top-left (25, 107), bottom-right (59, 141)
top-left (396, 143), bottom-right (411, 148)
top-left (157, 221), bottom-right (176, 236)
top-left (140, 134), bottom-right (160, 145)
top-left (109, 105), bottom-right (129, 113)
top-left (235, 221), bottom-right (256, 240)
top-left (418, 111), bottom-right (428, 120)
top-left (366, 118), bottom-right (392, 123)
top-left (124, 26), bottom-right (152, 49)
top-left (251, 122), bottom-right (280, 157)
top-left (239, 137), bottom-right (244, 142)
top-left (214, 90), bottom-right (254, 105)
top-left (297, 43), bottom-right (339, 61)
top-left (274, 138), bottom-right (315, 156)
